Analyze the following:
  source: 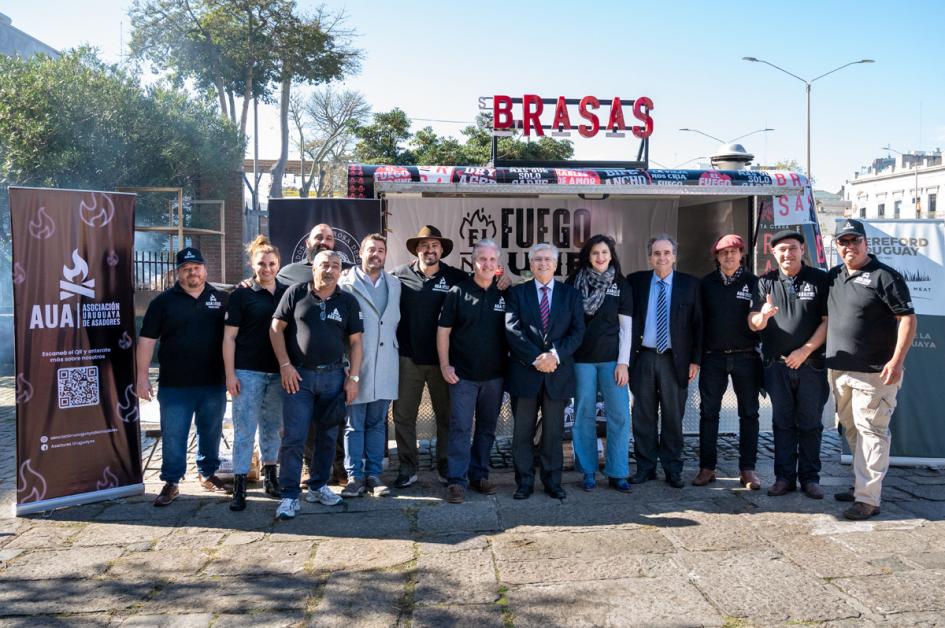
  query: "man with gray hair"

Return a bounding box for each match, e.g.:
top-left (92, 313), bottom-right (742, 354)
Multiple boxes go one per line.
top-left (505, 243), bottom-right (585, 500)
top-left (437, 239), bottom-right (509, 503)
top-left (627, 234), bottom-right (702, 488)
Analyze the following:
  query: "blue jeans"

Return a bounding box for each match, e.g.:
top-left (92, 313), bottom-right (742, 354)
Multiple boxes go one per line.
top-left (231, 369), bottom-right (283, 474)
top-left (698, 352), bottom-right (761, 470)
top-left (345, 399), bottom-right (390, 479)
top-left (764, 360), bottom-right (830, 486)
top-left (278, 367), bottom-right (345, 499)
top-left (447, 377), bottom-right (503, 487)
top-left (573, 361), bottom-right (631, 479)
top-left (157, 385), bottom-right (226, 483)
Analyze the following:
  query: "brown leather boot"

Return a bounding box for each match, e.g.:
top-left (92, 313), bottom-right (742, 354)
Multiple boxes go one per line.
top-left (691, 468), bottom-right (716, 486)
top-left (740, 470), bottom-right (761, 490)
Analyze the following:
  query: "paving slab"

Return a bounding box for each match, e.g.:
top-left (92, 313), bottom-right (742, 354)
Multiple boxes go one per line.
top-left (201, 539), bottom-right (314, 576)
top-left (3, 522), bottom-right (85, 550)
top-left (415, 547), bottom-right (498, 605)
top-left (767, 533), bottom-right (897, 579)
top-left (311, 569), bottom-right (405, 627)
top-left (508, 576), bottom-right (724, 627)
top-left (0, 613), bottom-right (116, 627)
top-left (105, 548), bottom-right (213, 581)
top-left (211, 613), bottom-right (300, 627)
top-left (153, 528), bottom-right (226, 551)
top-left (833, 571), bottom-right (945, 615)
top-left (71, 522), bottom-right (173, 547)
top-left (681, 549), bottom-right (861, 623)
top-left (0, 545), bottom-right (124, 580)
top-left (0, 578), bottom-right (152, 617)
top-left (492, 527), bottom-right (675, 562)
top-left (412, 604), bottom-right (506, 628)
top-left (119, 614), bottom-right (215, 627)
top-left (312, 538), bottom-right (415, 572)
top-left (497, 552), bottom-right (679, 586)
top-left (140, 575), bottom-right (318, 614)
top-left (416, 501), bottom-right (499, 535)
top-left (416, 532), bottom-right (490, 554)
top-left (267, 510), bottom-right (411, 541)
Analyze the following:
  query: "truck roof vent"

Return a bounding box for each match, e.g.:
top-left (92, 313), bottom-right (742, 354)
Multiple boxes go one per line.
top-left (710, 143), bottom-right (754, 171)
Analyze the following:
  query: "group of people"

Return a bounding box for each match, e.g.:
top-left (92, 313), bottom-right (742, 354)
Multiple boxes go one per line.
top-left (137, 217), bottom-right (915, 522)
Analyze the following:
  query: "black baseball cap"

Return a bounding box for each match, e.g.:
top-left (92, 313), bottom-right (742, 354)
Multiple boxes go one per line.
top-left (176, 247), bottom-right (206, 268)
top-left (770, 230), bottom-right (805, 248)
top-left (835, 219), bottom-right (867, 239)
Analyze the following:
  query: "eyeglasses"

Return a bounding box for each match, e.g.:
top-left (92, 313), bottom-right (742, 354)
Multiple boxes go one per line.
top-left (836, 236), bottom-right (863, 247)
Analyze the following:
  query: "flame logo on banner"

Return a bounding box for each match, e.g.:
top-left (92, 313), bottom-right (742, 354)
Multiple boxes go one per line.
top-left (118, 331), bottom-right (133, 350)
top-left (79, 193), bottom-right (115, 228)
top-left (28, 207), bottom-right (55, 239)
top-left (15, 373), bottom-right (33, 403)
top-left (459, 208), bottom-right (497, 247)
top-left (17, 459), bottom-right (48, 503)
top-left (12, 263), bottom-right (26, 285)
top-left (118, 384), bottom-right (139, 423)
top-left (106, 250), bottom-right (119, 267)
top-left (96, 466), bottom-right (119, 490)
top-left (60, 249), bottom-right (96, 300)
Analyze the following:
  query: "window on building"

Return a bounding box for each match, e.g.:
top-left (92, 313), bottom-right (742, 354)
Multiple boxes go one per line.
top-left (894, 200), bottom-right (902, 219)
top-left (878, 203), bottom-right (885, 217)
top-left (930, 193), bottom-right (938, 218)
top-left (860, 207), bottom-right (867, 218)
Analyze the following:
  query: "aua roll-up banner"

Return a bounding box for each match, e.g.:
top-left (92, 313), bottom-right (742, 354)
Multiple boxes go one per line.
top-left (834, 219), bottom-right (945, 464)
top-left (268, 198), bottom-right (382, 267)
top-left (10, 187), bottom-right (142, 515)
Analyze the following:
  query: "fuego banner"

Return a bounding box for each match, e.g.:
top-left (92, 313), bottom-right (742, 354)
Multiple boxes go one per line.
top-left (268, 198), bottom-right (382, 268)
top-left (835, 219), bottom-right (945, 464)
top-left (385, 197), bottom-right (678, 277)
top-left (10, 187), bottom-right (142, 516)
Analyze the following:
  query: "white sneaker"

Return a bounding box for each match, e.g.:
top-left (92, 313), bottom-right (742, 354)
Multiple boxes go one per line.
top-left (275, 497), bottom-right (300, 520)
top-left (306, 485), bottom-right (342, 506)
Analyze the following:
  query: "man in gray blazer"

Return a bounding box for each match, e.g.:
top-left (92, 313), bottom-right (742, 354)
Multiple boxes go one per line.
top-left (338, 233), bottom-right (402, 497)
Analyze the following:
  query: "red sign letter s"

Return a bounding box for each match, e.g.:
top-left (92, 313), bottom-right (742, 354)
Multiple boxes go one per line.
top-left (631, 96), bottom-right (654, 139)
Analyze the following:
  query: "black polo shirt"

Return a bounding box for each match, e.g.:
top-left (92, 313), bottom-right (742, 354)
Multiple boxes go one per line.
top-left (566, 274), bottom-right (633, 364)
top-left (438, 279), bottom-right (508, 381)
top-left (225, 280), bottom-right (289, 373)
top-left (751, 264), bottom-right (828, 361)
top-left (140, 282), bottom-right (228, 387)
top-left (826, 255), bottom-right (914, 373)
top-left (273, 283), bottom-right (363, 368)
top-left (392, 261), bottom-right (469, 365)
top-left (701, 269), bottom-right (759, 353)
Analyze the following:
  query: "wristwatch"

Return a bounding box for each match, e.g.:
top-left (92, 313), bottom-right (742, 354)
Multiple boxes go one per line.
top-left (348, 375), bottom-right (360, 383)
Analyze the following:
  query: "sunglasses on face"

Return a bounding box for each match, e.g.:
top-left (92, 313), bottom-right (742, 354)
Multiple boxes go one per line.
top-left (836, 236), bottom-right (863, 247)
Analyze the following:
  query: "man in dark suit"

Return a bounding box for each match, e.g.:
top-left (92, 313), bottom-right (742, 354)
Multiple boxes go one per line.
top-left (505, 243), bottom-right (585, 500)
top-left (627, 234), bottom-right (702, 488)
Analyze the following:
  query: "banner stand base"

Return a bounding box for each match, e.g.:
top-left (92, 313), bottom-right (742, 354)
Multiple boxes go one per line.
top-left (14, 483), bottom-right (146, 517)
top-left (840, 454), bottom-right (945, 468)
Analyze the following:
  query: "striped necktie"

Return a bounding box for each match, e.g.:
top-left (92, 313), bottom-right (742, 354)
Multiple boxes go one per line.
top-left (656, 279), bottom-right (669, 353)
top-left (539, 285), bottom-right (551, 333)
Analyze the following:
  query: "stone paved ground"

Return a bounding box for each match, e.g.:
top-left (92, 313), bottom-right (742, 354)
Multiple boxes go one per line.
top-left (2, 376), bottom-right (945, 627)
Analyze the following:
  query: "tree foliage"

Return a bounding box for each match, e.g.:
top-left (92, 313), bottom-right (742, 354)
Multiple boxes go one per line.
top-left (352, 111), bottom-right (574, 166)
top-left (0, 48), bottom-right (243, 192)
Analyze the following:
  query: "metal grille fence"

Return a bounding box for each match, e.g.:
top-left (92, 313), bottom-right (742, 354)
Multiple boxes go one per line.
top-left (134, 250), bottom-right (175, 291)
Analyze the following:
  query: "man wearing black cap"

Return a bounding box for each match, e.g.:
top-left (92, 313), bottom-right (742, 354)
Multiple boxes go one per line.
top-left (137, 247), bottom-right (230, 506)
top-left (826, 219), bottom-right (916, 520)
top-left (749, 230), bottom-right (830, 499)
top-left (695, 234), bottom-right (762, 490)
top-left (390, 226), bottom-right (469, 488)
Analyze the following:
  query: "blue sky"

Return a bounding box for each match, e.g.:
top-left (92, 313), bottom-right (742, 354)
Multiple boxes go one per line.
top-left (6, 0), bottom-right (945, 192)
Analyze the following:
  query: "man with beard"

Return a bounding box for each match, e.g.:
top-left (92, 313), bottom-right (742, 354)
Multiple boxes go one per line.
top-left (137, 247), bottom-right (229, 506)
top-left (390, 226), bottom-right (469, 488)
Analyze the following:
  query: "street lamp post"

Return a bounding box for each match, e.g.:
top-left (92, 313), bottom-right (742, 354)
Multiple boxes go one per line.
top-left (883, 145), bottom-right (921, 217)
top-left (742, 57), bottom-right (874, 182)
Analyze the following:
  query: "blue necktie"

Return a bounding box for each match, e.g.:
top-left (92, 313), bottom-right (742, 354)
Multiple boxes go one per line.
top-left (656, 280), bottom-right (669, 353)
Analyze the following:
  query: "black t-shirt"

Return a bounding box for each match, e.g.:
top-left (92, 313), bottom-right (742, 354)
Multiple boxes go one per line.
top-left (701, 269), bottom-right (759, 353)
top-left (438, 278), bottom-right (508, 381)
top-left (566, 274), bottom-right (633, 364)
top-left (826, 255), bottom-right (914, 373)
top-left (751, 264), bottom-right (828, 361)
top-left (140, 282), bottom-right (228, 387)
top-left (273, 284), bottom-right (364, 368)
top-left (392, 261), bottom-right (469, 365)
top-left (225, 280), bottom-right (289, 373)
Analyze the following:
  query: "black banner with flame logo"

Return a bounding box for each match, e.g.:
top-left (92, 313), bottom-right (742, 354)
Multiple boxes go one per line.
top-left (10, 187), bottom-right (143, 515)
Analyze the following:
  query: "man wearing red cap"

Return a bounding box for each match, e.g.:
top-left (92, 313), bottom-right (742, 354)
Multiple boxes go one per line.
top-left (694, 235), bottom-right (763, 490)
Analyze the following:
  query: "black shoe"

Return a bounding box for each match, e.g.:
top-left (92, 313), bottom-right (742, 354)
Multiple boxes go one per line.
top-left (262, 464), bottom-right (281, 499)
top-left (229, 474), bottom-right (247, 511)
top-left (834, 487), bottom-right (855, 502)
top-left (394, 473), bottom-right (418, 489)
top-left (513, 486), bottom-right (533, 500)
top-left (629, 472), bottom-right (657, 485)
top-left (665, 474), bottom-right (684, 489)
top-left (544, 486), bottom-right (567, 499)
top-left (608, 478), bottom-right (632, 493)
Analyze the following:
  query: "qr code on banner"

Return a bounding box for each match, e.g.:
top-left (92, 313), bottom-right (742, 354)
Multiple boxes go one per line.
top-left (57, 366), bottom-right (100, 409)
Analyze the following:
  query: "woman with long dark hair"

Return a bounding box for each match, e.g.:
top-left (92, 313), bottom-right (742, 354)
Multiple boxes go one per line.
top-left (566, 235), bottom-right (633, 492)
top-left (222, 235), bottom-right (288, 510)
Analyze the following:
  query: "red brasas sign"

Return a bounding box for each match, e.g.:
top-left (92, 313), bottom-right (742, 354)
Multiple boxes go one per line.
top-left (490, 95), bottom-right (654, 139)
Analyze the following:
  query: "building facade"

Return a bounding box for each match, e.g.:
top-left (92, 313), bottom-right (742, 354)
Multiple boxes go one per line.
top-left (844, 151), bottom-right (943, 221)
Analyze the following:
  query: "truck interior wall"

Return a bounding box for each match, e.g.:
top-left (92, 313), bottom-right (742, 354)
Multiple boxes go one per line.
top-left (675, 197), bottom-right (752, 278)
